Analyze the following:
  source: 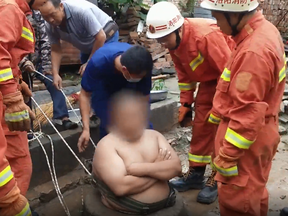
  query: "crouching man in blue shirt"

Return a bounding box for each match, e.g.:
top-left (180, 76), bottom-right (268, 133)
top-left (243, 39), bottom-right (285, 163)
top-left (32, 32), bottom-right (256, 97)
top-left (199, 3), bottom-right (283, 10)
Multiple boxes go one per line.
top-left (78, 42), bottom-right (153, 152)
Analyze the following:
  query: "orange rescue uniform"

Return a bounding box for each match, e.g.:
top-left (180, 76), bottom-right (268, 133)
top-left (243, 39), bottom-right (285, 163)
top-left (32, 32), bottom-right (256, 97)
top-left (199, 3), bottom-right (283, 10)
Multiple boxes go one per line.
top-left (170, 18), bottom-right (234, 167)
top-left (0, 0), bottom-right (34, 214)
top-left (208, 12), bottom-right (286, 216)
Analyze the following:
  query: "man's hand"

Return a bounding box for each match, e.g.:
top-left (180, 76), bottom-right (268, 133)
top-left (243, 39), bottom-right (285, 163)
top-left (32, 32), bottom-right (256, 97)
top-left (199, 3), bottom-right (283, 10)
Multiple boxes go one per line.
top-left (18, 80), bottom-right (32, 103)
top-left (78, 62), bottom-right (88, 76)
top-left (53, 74), bottom-right (62, 90)
top-left (78, 129), bottom-right (90, 153)
top-left (22, 60), bottom-right (35, 73)
top-left (155, 148), bottom-right (172, 162)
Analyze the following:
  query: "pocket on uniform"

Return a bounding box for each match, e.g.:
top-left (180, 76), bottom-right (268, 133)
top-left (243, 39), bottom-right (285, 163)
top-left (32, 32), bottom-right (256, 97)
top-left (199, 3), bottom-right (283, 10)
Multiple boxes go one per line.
top-left (216, 79), bottom-right (230, 93)
top-left (217, 174), bottom-right (250, 213)
top-left (5, 132), bottom-right (28, 159)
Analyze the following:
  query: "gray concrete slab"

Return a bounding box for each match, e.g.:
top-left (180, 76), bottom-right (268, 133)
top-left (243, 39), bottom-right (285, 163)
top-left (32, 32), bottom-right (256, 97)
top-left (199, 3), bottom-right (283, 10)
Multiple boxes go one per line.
top-left (29, 125), bottom-right (99, 188)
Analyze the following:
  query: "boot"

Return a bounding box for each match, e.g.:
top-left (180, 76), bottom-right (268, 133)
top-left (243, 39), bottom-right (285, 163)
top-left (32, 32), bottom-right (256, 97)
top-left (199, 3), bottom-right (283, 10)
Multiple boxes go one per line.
top-left (280, 207), bottom-right (288, 216)
top-left (170, 166), bottom-right (205, 192)
top-left (197, 170), bottom-right (218, 204)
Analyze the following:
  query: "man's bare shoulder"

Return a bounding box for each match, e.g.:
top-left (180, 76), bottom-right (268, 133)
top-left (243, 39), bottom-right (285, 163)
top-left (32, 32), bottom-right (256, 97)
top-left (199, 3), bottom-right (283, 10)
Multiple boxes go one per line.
top-left (144, 129), bottom-right (162, 138)
top-left (95, 134), bottom-right (117, 153)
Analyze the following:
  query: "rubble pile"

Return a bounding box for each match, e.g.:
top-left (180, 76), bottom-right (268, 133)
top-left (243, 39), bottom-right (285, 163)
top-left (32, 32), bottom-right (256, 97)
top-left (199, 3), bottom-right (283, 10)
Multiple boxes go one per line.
top-left (117, 6), bottom-right (175, 74)
top-left (259, 0), bottom-right (288, 34)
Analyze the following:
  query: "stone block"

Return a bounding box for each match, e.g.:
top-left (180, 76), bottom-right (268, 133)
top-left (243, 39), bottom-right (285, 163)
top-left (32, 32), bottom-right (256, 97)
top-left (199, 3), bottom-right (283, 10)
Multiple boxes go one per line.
top-left (150, 99), bottom-right (178, 132)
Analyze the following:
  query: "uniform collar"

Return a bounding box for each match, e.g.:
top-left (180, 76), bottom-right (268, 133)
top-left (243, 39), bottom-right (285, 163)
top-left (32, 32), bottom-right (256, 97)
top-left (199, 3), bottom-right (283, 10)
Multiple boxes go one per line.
top-left (15, 0), bottom-right (31, 14)
top-left (63, 2), bottom-right (71, 19)
top-left (233, 12), bottom-right (265, 45)
top-left (173, 18), bottom-right (190, 53)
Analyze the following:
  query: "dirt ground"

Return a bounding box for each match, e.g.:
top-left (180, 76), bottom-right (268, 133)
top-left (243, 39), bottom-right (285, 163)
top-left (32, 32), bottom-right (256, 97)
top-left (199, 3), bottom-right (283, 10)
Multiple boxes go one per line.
top-left (35, 126), bottom-right (288, 216)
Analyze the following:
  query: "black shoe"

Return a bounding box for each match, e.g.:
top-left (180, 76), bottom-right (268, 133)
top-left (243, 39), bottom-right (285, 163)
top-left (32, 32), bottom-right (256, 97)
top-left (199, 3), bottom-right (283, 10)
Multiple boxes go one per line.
top-left (170, 167), bottom-right (205, 192)
top-left (30, 208), bottom-right (39, 216)
top-left (280, 207), bottom-right (288, 216)
top-left (197, 170), bottom-right (218, 204)
top-left (62, 119), bottom-right (78, 130)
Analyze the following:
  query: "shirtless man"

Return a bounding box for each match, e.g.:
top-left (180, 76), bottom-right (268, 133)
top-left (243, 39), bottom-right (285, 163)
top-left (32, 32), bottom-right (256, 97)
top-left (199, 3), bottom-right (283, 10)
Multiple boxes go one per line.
top-left (93, 90), bottom-right (182, 214)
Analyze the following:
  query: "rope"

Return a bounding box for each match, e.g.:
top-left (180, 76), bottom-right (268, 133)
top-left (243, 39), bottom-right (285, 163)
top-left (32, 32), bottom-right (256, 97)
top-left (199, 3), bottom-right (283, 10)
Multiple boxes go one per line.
top-left (33, 70), bottom-right (97, 148)
top-left (30, 130), bottom-right (71, 216)
top-left (31, 97), bottom-right (92, 176)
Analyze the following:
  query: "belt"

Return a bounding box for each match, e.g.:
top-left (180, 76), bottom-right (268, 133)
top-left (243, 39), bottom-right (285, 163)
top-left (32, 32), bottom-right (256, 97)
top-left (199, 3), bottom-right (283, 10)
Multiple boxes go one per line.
top-left (103, 20), bottom-right (119, 41)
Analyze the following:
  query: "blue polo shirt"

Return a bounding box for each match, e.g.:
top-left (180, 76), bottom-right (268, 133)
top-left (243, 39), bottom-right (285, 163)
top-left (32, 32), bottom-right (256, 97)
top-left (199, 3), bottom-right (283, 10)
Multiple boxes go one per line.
top-left (81, 42), bottom-right (152, 138)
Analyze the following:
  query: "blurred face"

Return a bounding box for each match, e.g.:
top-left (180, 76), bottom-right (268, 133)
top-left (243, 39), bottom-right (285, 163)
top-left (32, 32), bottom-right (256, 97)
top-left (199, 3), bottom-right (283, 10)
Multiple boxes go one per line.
top-left (211, 11), bottom-right (239, 35)
top-left (111, 99), bottom-right (147, 142)
top-left (40, 1), bottom-right (65, 26)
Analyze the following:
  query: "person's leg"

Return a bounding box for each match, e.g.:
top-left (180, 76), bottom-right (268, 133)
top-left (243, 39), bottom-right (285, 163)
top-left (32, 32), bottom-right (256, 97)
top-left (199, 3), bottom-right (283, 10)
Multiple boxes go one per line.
top-left (170, 80), bottom-right (218, 201)
top-left (3, 119), bottom-right (32, 196)
top-left (36, 73), bottom-right (78, 130)
top-left (216, 119), bottom-right (279, 216)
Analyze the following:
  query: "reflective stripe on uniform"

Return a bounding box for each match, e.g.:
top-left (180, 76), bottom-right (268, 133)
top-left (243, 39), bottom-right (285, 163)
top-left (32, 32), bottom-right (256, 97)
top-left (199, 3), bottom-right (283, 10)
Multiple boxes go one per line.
top-left (279, 53), bottom-right (287, 83)
top-left (5, 110), bottom-right (29, 123)
top-left (15, 202), bottom-right (31, 216)
top-left (220, 68), bottom-right (231, 82)
top-left (0, 166), bottom-right (14, 187)
top-left (214, 163), bottom-right (238, 177)
top-left (208, 113), bottom-right (221, 124)
top-left (225, 127), bottom-right (254, 149)
top-left (21, 27), bottom-right (34, 43)
top-left (189, 52), bottom-right (204, 71)
top-left (189, 153), bottom-right (211, 164)
top-left (0, 68), bottom-right (13, 82)
top-left (178, 82), bottom-right (196, 91)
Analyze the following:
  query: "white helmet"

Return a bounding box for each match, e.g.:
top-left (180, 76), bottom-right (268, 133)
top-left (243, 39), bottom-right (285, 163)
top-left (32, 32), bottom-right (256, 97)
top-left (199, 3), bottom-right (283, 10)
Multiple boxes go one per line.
top-left (200, 0), bottom-right (259, 12)
top-left (146, 2), bottom-right (184, 39)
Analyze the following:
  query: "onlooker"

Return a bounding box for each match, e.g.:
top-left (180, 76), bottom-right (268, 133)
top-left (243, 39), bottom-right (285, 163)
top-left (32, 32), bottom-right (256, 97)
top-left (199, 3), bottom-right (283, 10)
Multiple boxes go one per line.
top-left (19, 10), bottom-right (78, 130)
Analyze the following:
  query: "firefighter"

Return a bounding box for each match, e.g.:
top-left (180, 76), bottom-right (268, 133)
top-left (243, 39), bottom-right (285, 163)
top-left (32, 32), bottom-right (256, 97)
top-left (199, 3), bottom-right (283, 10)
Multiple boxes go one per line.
top-left (200, 0), bottom-right (286, 215)
top-left (146, 2), bottom-right (234, 204)
top-left (0, 0), bottom-right (47, 215)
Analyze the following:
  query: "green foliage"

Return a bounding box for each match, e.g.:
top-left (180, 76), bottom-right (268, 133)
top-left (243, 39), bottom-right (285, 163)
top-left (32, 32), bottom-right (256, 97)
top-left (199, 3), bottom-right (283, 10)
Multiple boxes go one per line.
top-left (151, 79), bottom-right (167, 91)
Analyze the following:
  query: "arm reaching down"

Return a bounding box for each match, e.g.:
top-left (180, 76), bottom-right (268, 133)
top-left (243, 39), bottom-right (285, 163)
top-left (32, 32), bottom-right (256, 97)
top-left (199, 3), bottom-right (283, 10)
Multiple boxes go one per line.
top-left (94, 139), bottom-right (158, 197)
top-left (127, 131), bottom-right (182, 181)
top-left (77, 88), bottom-right (92, 153)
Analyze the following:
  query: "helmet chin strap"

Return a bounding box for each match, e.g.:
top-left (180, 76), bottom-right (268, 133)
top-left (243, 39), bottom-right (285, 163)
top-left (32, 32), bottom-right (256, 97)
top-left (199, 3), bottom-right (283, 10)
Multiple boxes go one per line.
top-left (224, 12), bottom-right (245, 36)
top-left (170, 29), bottom-right (181, 50)
top-left (29, 0), bottom-right (35, 8)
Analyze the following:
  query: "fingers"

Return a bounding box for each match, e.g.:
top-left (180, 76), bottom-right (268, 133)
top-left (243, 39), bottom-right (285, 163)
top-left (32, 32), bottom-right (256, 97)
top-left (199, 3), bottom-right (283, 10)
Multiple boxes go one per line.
top-left (23, 119), bottom-right (31, 132)
top-left (28, 108), bottom-right (36, 120)
top-left (78, 135), bottom-right (89, 153)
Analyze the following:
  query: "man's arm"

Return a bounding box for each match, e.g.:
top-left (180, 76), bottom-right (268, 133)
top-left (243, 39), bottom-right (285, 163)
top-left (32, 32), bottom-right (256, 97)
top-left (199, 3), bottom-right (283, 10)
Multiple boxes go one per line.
top-left (81, 9), bottom-right (106, 60)
top-left (199, 30), bottom-right (233, 76)
top-left (79, 88), bottom-right (91, 132)
top-left (88, 29), bottom-right (106, 60)
top-left (127, 131), bottom-right (182, 181)
top-left (94, 140), bottom-right (158, 197)
top-left (170, 51), bottom-right (196, 105)
top-left (45, 23), bottom-right (62, 88)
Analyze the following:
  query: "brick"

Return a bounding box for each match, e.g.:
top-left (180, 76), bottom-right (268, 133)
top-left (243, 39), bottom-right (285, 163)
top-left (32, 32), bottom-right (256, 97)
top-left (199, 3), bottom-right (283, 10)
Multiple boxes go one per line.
top-left (165, 54), bottom-right (172, 62)
top-left (154, 62), bottom-right (172, 69)
top-left (129, 32), bottom-right (139, 40)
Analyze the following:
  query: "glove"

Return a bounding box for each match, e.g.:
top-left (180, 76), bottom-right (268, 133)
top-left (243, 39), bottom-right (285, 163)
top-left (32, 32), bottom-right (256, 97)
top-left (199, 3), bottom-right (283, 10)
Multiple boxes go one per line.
top-left (18, 80), bottom-right (32, 103)
top-left (213, 147), bottom-right (239, 177)
top-left (178, 105), bottom-right (192, 127)
top-left (3, 91), bottom-right (35, 132)
top-left (0, 185), bottom-right (31, 216)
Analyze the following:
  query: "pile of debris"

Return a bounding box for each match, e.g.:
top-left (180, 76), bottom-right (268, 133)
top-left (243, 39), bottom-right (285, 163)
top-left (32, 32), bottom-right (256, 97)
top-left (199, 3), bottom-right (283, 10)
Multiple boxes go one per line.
top-left (117, 6), bottom-right (176, 76)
